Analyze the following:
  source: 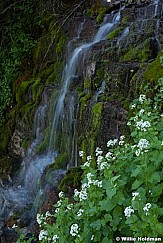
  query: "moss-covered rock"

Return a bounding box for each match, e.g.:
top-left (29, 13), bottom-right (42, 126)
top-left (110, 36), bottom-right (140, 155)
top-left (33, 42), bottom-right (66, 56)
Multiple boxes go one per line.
top-left (59, 167), bottom-right (83, 193)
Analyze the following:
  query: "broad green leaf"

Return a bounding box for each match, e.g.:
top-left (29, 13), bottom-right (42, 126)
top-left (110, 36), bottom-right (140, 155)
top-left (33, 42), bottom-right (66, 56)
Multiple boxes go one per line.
top-left (132, 179), bottom-right (144, 190)
top-left (90, 219), bottom-right (101, 230)
top-left (148, 172), bottom-right (160, 184)
top-left (102, 237), bottom-right (112, 243)
top-left (99, 199), bottom-right (116, 212)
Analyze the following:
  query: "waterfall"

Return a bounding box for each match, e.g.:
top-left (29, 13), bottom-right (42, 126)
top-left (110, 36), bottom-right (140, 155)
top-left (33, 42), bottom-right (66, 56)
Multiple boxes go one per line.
top-left (48, 11), bottom-right (121, 164)
top-left (0, 10), bottom-right (122, 230)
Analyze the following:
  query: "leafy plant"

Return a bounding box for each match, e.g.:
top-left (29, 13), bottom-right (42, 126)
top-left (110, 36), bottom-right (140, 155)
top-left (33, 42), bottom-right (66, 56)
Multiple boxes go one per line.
top-left (17, 79), bottom-right (163, 242)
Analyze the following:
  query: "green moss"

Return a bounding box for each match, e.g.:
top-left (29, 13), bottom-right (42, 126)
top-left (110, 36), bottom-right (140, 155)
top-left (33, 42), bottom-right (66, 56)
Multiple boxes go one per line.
top-left (96, 7), bottom-right (107, 23)
top-left (121, 39), bottom-right (152, 62)
top-left (107, 27), bottom-right (124, 40)
top-left (144, 51), bottom-right (163, 83)
top-left (56, 36), bottom-right (67, 55)
top-left (16, 79), bottom-right (33, 105)
top-left (59, 167), bottom-right (83, 193)
top-left (36, 128), bottom-right (50, 154)
top-left (92, 102), bottom-right (103, 130)
top-left (46, 61), bottom-right (63, 84)
top-left (53, 152), bottom-right (69, 169)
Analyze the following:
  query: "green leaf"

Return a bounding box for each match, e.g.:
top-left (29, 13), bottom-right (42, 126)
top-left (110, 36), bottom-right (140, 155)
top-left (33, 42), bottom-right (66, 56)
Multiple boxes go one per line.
top-left (148, 172), bottom-right (160, 184)
top-left (102, 237), bottom-right (112, 243)
top-left (132, 179), bottom-right (144, 190)
top-left (90, 220), bottom-right (101, 230)
top-left (99, 199), bottom-right (116, 212)
top-left (131, 166), bottom-right (142, 177)
top-left (155, 223), bottom-right (163, 234)
top-left (114, 191), bottom-right (125, 205)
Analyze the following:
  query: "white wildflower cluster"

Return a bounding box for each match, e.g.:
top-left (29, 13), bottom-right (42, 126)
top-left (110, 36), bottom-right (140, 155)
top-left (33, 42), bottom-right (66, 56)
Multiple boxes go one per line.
top-left (135, 120), bottom-right (151, 131)
top-left (87, 173), bottom-right (102, 188)
top-left (58, 191), bottom-right (64, 198)
top-left (138, 109), bottom-right (145, 116)
top-left (38, 229), bottom-right (59, 242)
top-left (67, 203), bottom-right (73, 210)
top-left (119, 135), bottom-right (125, 146)
top-left (97, 155), bottom-right (110, 170)
top-left (55, 192), bottom-right (66, 214)
top-left (37, 213), bottom-right (45, 226)
top-left (39, 230), bottom-right (48, 241)
top-left (74, 172), bottom-right (102, 201)
top-left (83, 155), bottom-right (92, 167)
top-left (131, 103), bottom-right (136, 109)
top-left (77, 209), bottom-right (84, 217)
top-left (124, 206), bottom-right (134, 218)
top-left (132, 192), bottom-right (139, 201)
top-left (79, 150), bottom-right (84, 158)
top-left (107, 139), bottom-right (118, 147)
top-left (74, 185), bottom-right (88, 201)
top-left (135, 138), bottom-right (150, 157)
top-left (138, 138), bottom-right (149, 150)
top-left (52, 235), bottom-right (59, 242)
top-left (143, 203), bottom-right (151, 216)
top-left (95, 147), bottom-right (103, 156)
top-left (70, 224), bottom-right (80, 237)
top-left (139, 94), bottom-right (146, 104)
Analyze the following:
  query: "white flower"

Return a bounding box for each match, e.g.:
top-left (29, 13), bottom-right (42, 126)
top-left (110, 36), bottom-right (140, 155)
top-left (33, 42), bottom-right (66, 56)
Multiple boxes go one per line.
top-left (87, 155), bottom-right (92, 161)
top-left (12, 224), bottom-right (18, 228)
top-left (143, 203), bottom-right (151, 215)
top-left (52, 235), bottom-right (59, 242)
top-left (39, 230), bottom-right (48, 241)
top-left (83, 161), bottom-right (90, 167)
top-left (93, 180), bottom-right (102, 187)
top-left (70, 224), bottom-right (80, 237)
top-left (95, 147), bottom-right (103, 156)
top-left (136, 120), bottom-right (151, 131)
top-left (147, 112), bottom-right (151, 116)
top-left (161, 141), bottom-right (163, 146)
top-left (138, 109), bottom-right (145, 116)
top-left (105, 152), bottom-right (113, 159)
top-left (74, 189), bottom-right (80, 197)
top-left (107, 139), bottom-right (118, 147)
top-left (97, 155), bottom-right (103, 164)
top-left (124, 206), bottom-right (134, 218)
top-left (58, 191), bottom-right (64, 198)
top-left (37, 213), bottom-right (44, 226)
top-left (77, 209), bottom-right (84, 217)
top-left (99, 162), bottom-right (110, 170)
top-left (79, 151), bottom-right (84, 158)
top-left (74, 187), bottom-right (88, 201)
top-left (138, 138), bottom-right (149, 150)
top-left (91, 235), bottom-right (95, 241)
top-left (67, 204), bottom-right (73, 210)
top-left (119, 140), bottom-right (125, 146)
top-left (127, 121), bottom-right (131, 126)
top-left (131, 104), bottom-right (136, 109)
top-left (55, 208), bottom-right (60, 214)
top-left (132, 192), bottom-right (139, 201)
top-left (139, 94), bottom-right (146, 103)
top-left (45, 211), bottom-right (52, 218)
top-left (56, 200), bottom-right (62, 207)
top-left (135, 149), bottom-right (141, 157)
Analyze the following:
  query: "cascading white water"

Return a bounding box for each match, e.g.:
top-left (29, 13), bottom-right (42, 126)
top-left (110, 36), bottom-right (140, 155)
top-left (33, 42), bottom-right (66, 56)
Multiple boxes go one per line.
top-left (48, 11), bottom-right (121, 158)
